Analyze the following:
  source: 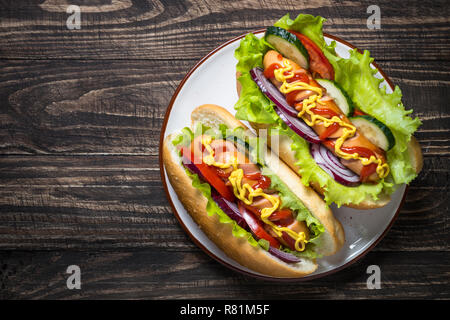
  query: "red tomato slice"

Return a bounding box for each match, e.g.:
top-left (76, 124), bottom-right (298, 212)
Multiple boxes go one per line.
top-left (239, 202), bottom-right (280, 248)
top-left (353, 109), bottom-right (367, 116)
top-left (181, 147), bottom-right (235, 202)
top-left (288, 30), bottom-right (335, 80)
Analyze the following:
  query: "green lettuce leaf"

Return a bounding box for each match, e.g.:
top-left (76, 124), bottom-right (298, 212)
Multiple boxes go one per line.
top-left (283, 245), bottom-right (319, 260)
top-left (186, 168), bottom-right (260, 247)
top-left (171, 125), bottom-right (324, 254)
top-left (235, 34), bottom-right (277, 124)
top-left (284, 126), bottom-right (393, 207)
top-left (257, 238), bottom-right (270, 251)
top-left (234, 13), bottom-right (421, 206)
top-left (333, 49), bottom-right (421, 184)
top-left (173, 125), bottom-right (258, 245)
top-left (274, 14), bottom-right (327, 52)
top-left (235, 33), bottom-right (267, 74)
top-left (261, 166), bottom-right (324, 241)
top-left (171, 126), bottom-right (194, 147)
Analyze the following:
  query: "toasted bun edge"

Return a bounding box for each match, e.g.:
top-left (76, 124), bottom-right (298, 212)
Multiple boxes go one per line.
top-left (163, 133), bottom-right (318, 278)
top-left (236, 71), bottom-right (422, 209)
top-left (191, 104), bottom-right (345, 256)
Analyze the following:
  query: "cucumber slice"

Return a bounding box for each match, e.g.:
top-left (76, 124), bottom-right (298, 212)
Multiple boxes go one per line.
top-left (265, 26), bottom-right (309, 69)
top-left (350, 115), bottom-right (396, 151)
top-left (316, 79), bottom-right (355, 116)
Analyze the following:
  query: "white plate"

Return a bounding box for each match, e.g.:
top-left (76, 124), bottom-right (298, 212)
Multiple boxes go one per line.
top-left (160, 30), bottom-right (407, 280)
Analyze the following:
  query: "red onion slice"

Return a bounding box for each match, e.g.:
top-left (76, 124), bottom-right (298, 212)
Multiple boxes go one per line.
top-left (274, 107), bottom-right (321, 144)
top-left (310, 143), bottom-right (361, 186)
top-left (211, 190), bottom-right (247, 229)
top-left (249, 68), bottom-right (298, 117)
top-left (182, 158), bottom-right (247, 227)
top-left (182, 159), bottom-right (202, 178)
top-left (268, 247), bottom-right (301, 263)
top-left (318, 147), bottom-right (352, 178)
top-left (249, 67), bottom-right (320, 144)
top-left (183, 157), bottom-right (303, 262)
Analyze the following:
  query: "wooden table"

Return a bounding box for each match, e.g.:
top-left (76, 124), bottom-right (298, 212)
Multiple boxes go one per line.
top-left (0, 0), bottom-right (448, 299)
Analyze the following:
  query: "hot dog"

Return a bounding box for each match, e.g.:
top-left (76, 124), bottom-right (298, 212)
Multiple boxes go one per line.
top-left (234, 13), bottom-right (423, 209)
top-left (262, 49), bottom-right (387, 183)
top-left (163, 104), bottom-right (345, 277)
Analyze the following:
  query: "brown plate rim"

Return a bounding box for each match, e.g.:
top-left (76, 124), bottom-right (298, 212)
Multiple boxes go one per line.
top-left (158, 29), bottom-right (407, 281)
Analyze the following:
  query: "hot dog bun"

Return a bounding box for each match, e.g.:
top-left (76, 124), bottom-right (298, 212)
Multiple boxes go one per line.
top-left (163, 104), bottom-right (345, 277)
top-left (163, 134), bottom-right (317, 277)
top-left (236, 72), bottom-right (423, 210)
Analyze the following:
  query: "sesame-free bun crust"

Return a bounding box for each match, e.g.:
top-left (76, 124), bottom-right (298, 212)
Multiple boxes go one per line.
top-left (191, 104), bottom-right (344, 256)
top-left (162, 104), bottom-right (346, 277)
top-left (163, 133), bottom-right (317, 277)
top-left (236, 72), bottom-right (423, 209)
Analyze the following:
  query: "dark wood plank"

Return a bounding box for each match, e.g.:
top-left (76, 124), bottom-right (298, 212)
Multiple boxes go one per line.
top-left (0, 57), bottom-right (447, 251)
top-left (0, 0), bottom-right (448, 300)
top-left (0, 154), bottom-right (447, 251)
top-left (0, 59), bottom-right (447, 155)
top-left (0, 250), bottom-right (448, 299)
top-left (0, 59), bottom-right (191, 154)
top-left (0, 0), bottom-right (448, 61)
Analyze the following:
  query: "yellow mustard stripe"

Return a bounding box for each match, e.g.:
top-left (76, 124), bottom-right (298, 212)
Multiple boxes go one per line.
top-left (201, 136), bottom-right (307, 251)
top-left (202, 136), bottom-right (238, 170)
top-left (273, 59), bottom-right (389, 179)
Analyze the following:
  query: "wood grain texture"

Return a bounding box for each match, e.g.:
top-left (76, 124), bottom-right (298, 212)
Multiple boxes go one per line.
top-left (0, 59), bottom-right (447, 155)
top-left (0, 0), bottom-right (448, 299)
top-left (0, 250), bottom-right (448, 299)
top-left (0, 156), bottom-right (447, 251)
top-left (0, 0), bottom-right (448, 61)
